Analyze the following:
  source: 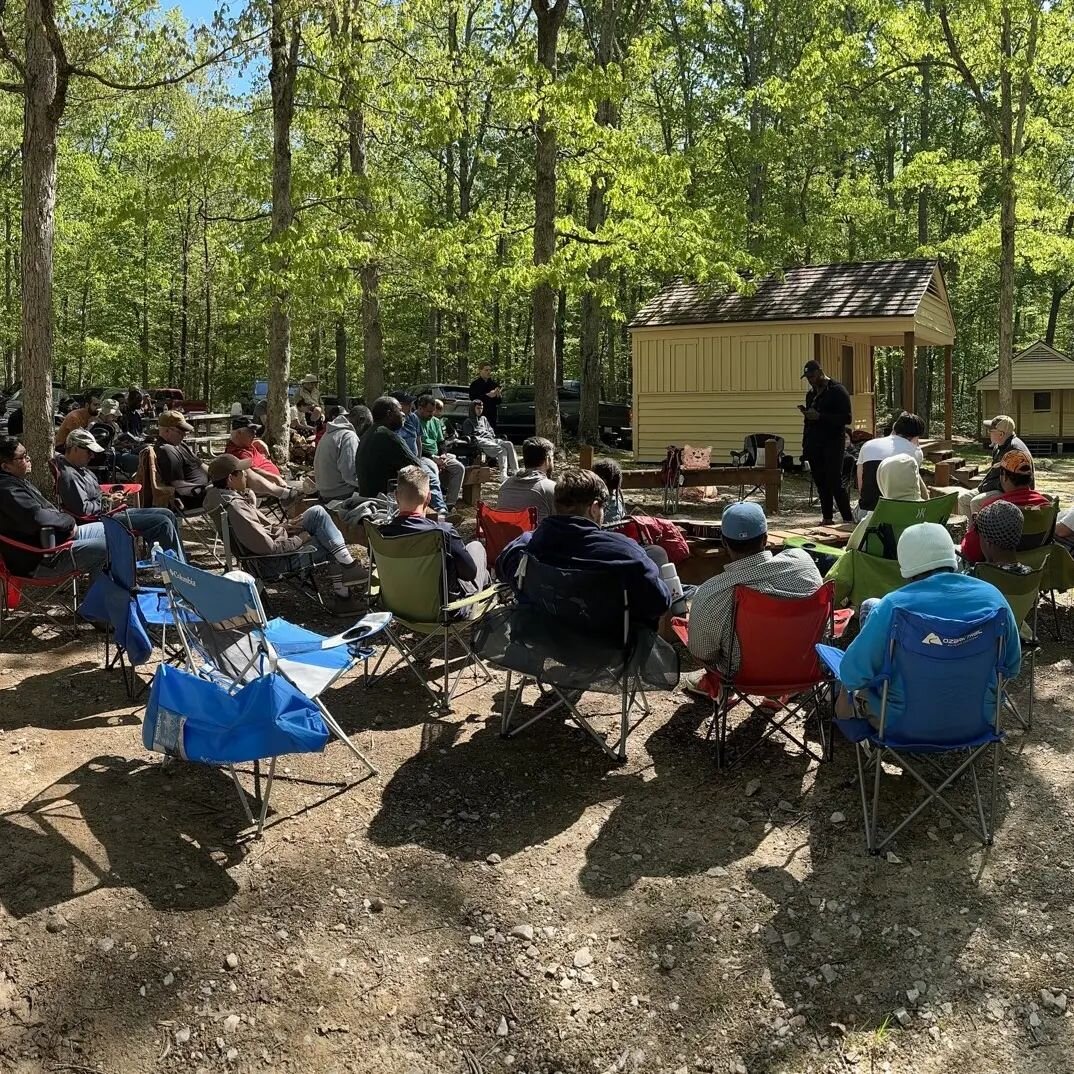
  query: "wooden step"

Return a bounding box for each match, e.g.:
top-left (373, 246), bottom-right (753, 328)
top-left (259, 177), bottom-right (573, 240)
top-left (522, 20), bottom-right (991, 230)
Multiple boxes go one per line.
top-left (926, 449), bottom-right (954, 462)
top-left (953, 466), bottom-right (979, 481)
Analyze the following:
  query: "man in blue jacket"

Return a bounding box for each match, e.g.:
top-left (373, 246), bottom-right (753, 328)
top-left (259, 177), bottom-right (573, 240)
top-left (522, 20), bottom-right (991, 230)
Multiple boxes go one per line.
top-left (838, 522), bottom-right (1020, 728)
top-left (498, 467), bottom-right (671, 629)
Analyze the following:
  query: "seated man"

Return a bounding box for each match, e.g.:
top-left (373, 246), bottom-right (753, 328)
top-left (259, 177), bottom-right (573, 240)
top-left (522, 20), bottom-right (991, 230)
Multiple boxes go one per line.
top-left (838, 522), bottom-right (1020, 728)
top-left (960, 450), bottom-right (1051, 564)
top-left (845, 454), bottom-right (928, 551)
top-left (152, 411), bottom-right (211, 509)
top-left (462, 399), bottom-right (518, 480)
top-left (0, 436), bottom-right (107, 583)
top-left (499, 467), bottom-right (670, 630)
top-left (415, 393), bottom-right (465, 507)
top-left (855, 412), bottom-right (925, 516)
top-left (55, 394), bottom-right (101, 449)
top-left (55, 429), bottom-right (185, 557)
top-left (356, 396), bottom-right (451, 516)
top-left (204, 455), bottom-right (364, 615)
top-left (314, 408), bottom-right (361, 502)
top-left (974, 499), bottom-right (1031, 573)
top-left (224, 418), bottom-right (301, 504)
top-left (380, 465), bottom-right (489, 616)
top-left (497, 436), bottom-right (557, 522)
top-left (684, 501), bottom-right (823, 693)
top-left (90, 398), bottom-right (141, 477)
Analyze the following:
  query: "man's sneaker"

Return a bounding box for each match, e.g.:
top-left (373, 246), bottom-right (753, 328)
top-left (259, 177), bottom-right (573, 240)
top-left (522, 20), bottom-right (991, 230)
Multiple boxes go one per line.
top-left (280, 486), bottom-right (303, 508)
top-left (339, 561), bottom-right (367, 589)
top-left (327, 590), bottom-right (364, 617)
top-left (681, 668), bottom-right (713, 699)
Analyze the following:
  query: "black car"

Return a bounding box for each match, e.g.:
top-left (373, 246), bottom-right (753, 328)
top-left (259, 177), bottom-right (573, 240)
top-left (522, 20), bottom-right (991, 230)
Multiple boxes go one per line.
top-left (495, 385), bottom-right (632, 445)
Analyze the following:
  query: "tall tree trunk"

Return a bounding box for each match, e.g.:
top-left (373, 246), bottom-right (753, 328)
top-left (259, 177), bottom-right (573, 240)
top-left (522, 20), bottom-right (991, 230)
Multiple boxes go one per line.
top-left (3, 169), bottom-right (13, 388)
top-left (334, 317), bottom-right (348, 404)
top-left (531, 0), bottom-right (568, 443)
top-left (201, 223), bottom-right (212, 406)
top-left (554, 287), bottom-right (566, 385)
top-left (996, 1), bottom-right (1015, 416)
top-left (266, 0), bottom-right (300, 460)
top-left (21, 0), bottom-right (68, 490)
top-left (427, 307), bottom-right (439, 381)
top-left (348, 106), bottom-right (384, 401)
top-left (76, 280), bottom-right (87, 387)
top-left (178, 211), bottom-right (189, 393)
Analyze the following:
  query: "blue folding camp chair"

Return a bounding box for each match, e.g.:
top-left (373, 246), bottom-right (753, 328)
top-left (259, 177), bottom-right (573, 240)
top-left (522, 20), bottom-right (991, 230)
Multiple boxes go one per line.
top-left (150, 553), bottom-right (389, 834)
top-left (79, 513), bottom-right (178, 699)
top-left (818, 606), bottom-right (1010, 854)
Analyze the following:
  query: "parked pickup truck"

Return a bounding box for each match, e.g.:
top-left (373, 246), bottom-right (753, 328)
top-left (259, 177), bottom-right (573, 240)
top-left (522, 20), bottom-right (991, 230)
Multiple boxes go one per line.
top-left (495, 384), bottom-right (632, 445)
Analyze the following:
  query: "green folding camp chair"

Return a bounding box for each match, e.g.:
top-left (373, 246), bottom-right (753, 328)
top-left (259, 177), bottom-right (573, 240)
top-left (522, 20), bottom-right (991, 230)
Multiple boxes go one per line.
top-left (973, 561), bottom-right (1042, 730)
top-left (1016, 499), bottom-right (1068, 640)
top-left (364, 522), bottom-right (502, 710)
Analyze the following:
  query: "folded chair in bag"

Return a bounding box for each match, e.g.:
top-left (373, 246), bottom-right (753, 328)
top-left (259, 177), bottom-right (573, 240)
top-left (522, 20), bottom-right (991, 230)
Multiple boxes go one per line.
top-left (693, 583), bottom-right (837, 769)
top-left (471, 554), bottom-right (679, 762)
top-left (155, 553), bottom-right (389, 830)
top-left (476, 502), bottom-right (538, 578)
top-left (973, 561), bottom-right (1042, 731)
top-left (79, 514), bottom-right (178, 699)
top-left (0, 534), bottom-right (84, 641)
top-left (818, 606), bottom-right (1009, 854)
top-left (364, 522), bottom-right (502, 711)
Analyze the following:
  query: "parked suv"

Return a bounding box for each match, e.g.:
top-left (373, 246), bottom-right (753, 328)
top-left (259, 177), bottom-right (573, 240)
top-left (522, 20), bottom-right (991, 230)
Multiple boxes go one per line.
top-left (496, 385), bottom-right (632, 445)
top-left (407, 383), bottom-right (473, 422)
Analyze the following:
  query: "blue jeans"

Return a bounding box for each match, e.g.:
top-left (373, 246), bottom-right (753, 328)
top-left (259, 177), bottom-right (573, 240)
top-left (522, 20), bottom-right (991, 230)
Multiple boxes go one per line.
top-left (34, 522), bottom-right (107, 583)
top-left (418, 459), bottom-right (448, 513)
top-left (124, 508), bottom-right (185, 559)
top-left (300, 505), bottom-right (346, 559)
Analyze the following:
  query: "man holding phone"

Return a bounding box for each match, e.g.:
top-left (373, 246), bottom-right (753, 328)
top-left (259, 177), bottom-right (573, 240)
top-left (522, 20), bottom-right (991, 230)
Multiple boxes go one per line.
top-left (469, 362), bottom-right (504, 431)
top-left (800, 359), bottom-right (853, 525)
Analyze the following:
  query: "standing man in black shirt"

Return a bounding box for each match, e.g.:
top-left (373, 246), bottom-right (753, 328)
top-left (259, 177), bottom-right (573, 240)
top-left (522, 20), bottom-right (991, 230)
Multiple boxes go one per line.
top-left (468, 362), bottom-right (503, 431)
top-left (800, 359), bottom-right (853, 525)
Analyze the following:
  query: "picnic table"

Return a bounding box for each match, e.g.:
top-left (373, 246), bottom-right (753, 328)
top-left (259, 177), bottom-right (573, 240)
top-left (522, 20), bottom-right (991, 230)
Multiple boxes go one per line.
top-left (186, 412), bottom-right (232, 437)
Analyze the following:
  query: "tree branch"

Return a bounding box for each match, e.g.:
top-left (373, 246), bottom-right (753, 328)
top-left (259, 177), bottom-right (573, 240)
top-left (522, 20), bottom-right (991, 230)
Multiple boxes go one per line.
top-left (1013, 5), bottom-right (1040, 156)
top-left (937, 4), bottom-right (1000, 139)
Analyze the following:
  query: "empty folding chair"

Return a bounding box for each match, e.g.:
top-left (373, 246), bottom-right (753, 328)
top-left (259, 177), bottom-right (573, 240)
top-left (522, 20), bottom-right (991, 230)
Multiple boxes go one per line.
top-left (476, 502), bottom-right (538, 579)
top-left (472, 553), bottom-right (679, 762)
top-left (154, 554), bottom-right (389, 832)
top-left (730, 433), bottom-right (786, 501)
top-left (818, 606), bottom-right (1011, 853)
top-left (364, 522), bottom-right (502, 710)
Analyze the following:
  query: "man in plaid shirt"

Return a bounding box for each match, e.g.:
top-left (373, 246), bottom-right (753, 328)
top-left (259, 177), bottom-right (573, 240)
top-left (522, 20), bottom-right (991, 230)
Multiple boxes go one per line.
top-left (684, 502), bottom-right (823, 695)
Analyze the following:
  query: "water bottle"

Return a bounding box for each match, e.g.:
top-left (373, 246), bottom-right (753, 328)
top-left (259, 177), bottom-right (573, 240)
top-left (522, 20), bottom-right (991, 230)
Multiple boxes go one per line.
top-left (659, 560), bottom-right (685, 603)
top-left (150, 541), bottom-right (163, 580)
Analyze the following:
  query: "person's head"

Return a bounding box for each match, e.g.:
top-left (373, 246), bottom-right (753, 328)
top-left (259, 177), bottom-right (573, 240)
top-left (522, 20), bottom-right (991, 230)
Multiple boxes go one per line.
top-left (326, 404), bottom-right (343, 422)
top-left (127, 389), bottom-right (144, 410)
top-left (976, 499), bottom-right (1024, 565)
top-left (434, 399), bottom-right (445, 416)
top-left (987, 414), bottom-right (1016, 446)
top-left (416, 393), bottom-right (436, 420)
top-left (877, 454), bottom-right (924, 502)
top-left (892, 412), bottom-right (926, 442)
top-left (720, 501), bottom-right (768, 559)
top-left (998, 449), bottom-right (1033, 491)
top-left (897, 522), bottom-right (957, 581)
top-left (207, 453), bottom-right (251, 491)
top-left (553, 468), bottom-right (609, 524)
top-left (469, 399), bottom-right (484, 420)
top-left (395, 464), bottom-right (430, 512)
top-left (371, 395), bottom-right (404, 431)
top-left (349, 404), bottom-right (373, 436)
top-left (157, 410), bottom-right (194, 444)
top-left (309, 405), bottom-right (324, 425)
top-left (801, 360), bottom-right (825, 389)
top-left (230, 418), bottom-right (257, 448)
top-left (592, 458), bottom-right (622, 497)
top-left (84, 395), bottom-right (101, 416)
top-left (301, 374), bottom-right (319, 389)
top-left (390, 390), bottom-right (414, 415)
top-left (98, 398), bottom-right (121, 422)
top-left (0, 436), bottom-right (30, 478)
top-left (65, 428), bottom-right (105, 468)
top-left (521, 436), bottom-right (554, 475)
top-left (478, 362), bottom-right (493, 378)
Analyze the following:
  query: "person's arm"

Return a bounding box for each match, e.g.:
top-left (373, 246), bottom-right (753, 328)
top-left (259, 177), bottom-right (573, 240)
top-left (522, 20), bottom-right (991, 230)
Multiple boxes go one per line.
top-left (445, 526), bottom-right (478, 583)
top-left (154, 445), bottom-right (180, 486)
top-left (57, 470), bottom-right (102, 517)
top-left (338, 430), bottom-right (360, 489)
top-left (0, 483), bottom-right (75, 541)
top-left (838, 601), bottom-right (893, 691)
top-left (629, 551), bottom-right (672, 624)
top-left (497, 531), bottom-right (532, 589)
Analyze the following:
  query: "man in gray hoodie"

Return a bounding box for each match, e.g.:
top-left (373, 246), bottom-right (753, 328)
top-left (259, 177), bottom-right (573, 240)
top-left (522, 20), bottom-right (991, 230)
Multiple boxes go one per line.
top-left (313, 408), bottom-right (364, 502)
top-left (496, 437), bottom-right (556, 521)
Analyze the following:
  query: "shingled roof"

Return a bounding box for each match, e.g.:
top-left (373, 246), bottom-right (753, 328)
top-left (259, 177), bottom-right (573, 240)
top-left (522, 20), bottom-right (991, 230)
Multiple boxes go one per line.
top-left (630, 259), bottom-right (940, 328)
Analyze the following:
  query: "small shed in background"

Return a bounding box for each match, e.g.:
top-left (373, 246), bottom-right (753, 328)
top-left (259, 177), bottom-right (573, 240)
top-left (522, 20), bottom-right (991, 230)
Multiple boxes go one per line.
top-left (974, 340), bottom-right (1074, 454)
top-left (628, 259), bottom-right (956, 461)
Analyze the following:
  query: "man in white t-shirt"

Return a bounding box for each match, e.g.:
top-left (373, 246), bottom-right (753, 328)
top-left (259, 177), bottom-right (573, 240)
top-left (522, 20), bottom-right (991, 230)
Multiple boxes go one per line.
top-left (855, 412), bottom-right (925, 515)
top-left (1056, 504), bottom-right (1074, 554)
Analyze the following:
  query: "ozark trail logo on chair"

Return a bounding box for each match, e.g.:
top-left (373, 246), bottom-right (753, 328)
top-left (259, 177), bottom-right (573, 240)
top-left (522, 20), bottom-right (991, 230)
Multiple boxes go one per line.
top-left (921, 629), bottom-right (983, 647)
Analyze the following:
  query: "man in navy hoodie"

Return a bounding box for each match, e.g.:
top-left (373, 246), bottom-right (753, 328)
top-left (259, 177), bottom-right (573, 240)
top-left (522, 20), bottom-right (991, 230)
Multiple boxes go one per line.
top-left (498, 467), bottom-right (671, 629)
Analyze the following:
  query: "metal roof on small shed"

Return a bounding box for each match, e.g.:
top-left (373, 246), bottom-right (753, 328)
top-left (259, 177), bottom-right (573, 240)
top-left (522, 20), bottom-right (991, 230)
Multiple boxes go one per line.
top-left (629, 259), bottom-right (940, 328)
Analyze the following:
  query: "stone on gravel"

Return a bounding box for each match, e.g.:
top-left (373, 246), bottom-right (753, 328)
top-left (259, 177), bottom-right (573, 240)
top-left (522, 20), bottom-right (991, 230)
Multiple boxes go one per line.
top-left (820, 963), bottom-right (838, 984)
top-left (782, 932), bottom-right (800, 949)
top-left (659, 952), bottom-right (676, 971)
top-left (223, 1014), bottom-right (241, 1033)
top-left (224, 953), bottom-right (240, 971)
top-left (893, 1007), bottom-right (911, 1027)
top-left (744, 779), bottom-right (761, 797)
top-left (885, 852), bottom-right (903, 864)
top-left (486, 853), bottom-right (502, 865)
top-left (830, 812), bottom-right (846, 825)
top-left (175, 1027), bottom-right (191, 1044)
top-left (573, 947), bottom-right (594, 969)
top-left (368, 897), bottom-right (385, 913)
top-left (97, 937), bottom-right (115, 952)
top-left (469, 935), bottom-right (485, 947)
top-left (509, 924), bottom-right (534, 942)
top-left (496, 1016), bottom-right (509, 1037)
top-left (44, 913), bottom-right (67, 934)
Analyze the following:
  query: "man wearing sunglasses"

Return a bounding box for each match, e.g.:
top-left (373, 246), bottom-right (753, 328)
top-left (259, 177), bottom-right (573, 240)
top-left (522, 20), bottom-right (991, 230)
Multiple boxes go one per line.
top-left (0, 436), bottom-right (107, 582)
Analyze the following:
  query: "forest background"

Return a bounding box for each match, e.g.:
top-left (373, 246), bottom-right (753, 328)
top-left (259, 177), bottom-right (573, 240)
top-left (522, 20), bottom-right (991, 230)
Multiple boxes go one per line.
top-left (0, 0), bottom-right (1072, 459)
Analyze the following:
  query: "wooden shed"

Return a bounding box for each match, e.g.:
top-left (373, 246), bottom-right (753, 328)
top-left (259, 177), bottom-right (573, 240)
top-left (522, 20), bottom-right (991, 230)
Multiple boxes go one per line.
top-left (628, 259), bottom-right (956, 461)
top-left (974, 340), bottom-right (1074, 454)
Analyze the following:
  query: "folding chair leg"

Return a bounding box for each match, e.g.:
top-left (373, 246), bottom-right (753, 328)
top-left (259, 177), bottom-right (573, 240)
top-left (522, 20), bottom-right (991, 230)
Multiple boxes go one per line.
top-left (314, 697), bottom-right (378, 778)
top-left (869, 744), bottom-right (884, 853)
top-left (257, 757), bottom-right (277, 837)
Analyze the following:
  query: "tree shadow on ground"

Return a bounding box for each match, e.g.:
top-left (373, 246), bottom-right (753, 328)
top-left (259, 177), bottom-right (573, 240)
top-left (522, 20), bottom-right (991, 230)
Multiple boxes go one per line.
top-left (0, 754), bottom-right (246, 918)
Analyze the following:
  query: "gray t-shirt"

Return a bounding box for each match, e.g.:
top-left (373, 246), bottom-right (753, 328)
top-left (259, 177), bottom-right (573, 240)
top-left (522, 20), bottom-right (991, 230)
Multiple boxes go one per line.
top-left (496, 470), bottom-right (556, 522)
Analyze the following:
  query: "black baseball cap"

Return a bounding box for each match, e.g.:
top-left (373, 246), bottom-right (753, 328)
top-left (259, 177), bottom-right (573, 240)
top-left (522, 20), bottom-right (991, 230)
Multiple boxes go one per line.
top-left (390, 390), bottom-right (414, 405)
top-left (801, 360), bottom-right (822, 377)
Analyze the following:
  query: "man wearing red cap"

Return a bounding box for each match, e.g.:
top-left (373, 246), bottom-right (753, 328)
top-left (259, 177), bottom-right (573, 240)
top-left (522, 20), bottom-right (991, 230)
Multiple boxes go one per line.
top-left (960, 449), bottom-right (1051, 564)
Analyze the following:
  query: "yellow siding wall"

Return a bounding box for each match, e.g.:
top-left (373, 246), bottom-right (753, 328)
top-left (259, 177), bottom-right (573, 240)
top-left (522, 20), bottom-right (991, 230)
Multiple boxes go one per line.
top-left (976, 357), bottom-right (1074, 391)
top-left (817, 335), bottom-right (873, 432)
top-left (980, 388), bottom-right (1071, 437)
top-left (917, 293), bottom-right (956, 340)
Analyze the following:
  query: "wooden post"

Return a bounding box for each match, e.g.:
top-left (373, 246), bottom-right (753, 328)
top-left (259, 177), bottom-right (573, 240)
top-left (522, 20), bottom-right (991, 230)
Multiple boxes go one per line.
top-left (902, 331), bottom-right (915, 415)
top-left (869, 345), bottom-right (876, 432)
top-left (813, 332), bottom-right (823, 363)
top-left (764, 438), bottom-right (780, 515)
top-left (578, 444), bottom-right (594, 471)
top-left (943, 344), bottom-right (953, 441)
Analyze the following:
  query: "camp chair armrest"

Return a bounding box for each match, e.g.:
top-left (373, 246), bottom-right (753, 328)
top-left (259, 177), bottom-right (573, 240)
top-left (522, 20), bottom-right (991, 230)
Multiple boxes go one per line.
top-left (443, 583), bottom-right (506, 614)
top-left (0, 533), bottom-right (77, 556)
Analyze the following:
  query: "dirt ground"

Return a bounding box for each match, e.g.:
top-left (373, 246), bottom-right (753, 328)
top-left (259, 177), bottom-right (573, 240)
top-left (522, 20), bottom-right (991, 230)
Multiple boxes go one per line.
top-left (2, 468), bottom-right (1074, 1074)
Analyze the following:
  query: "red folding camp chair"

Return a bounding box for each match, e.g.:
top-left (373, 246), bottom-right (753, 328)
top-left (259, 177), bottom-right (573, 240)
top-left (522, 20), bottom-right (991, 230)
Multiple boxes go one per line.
top-left (0, 534), bottom-right (84, 641)
top-left (476, 502), bottom-right (538, 579)
top-left (685, 582), bottom-right (838, 769)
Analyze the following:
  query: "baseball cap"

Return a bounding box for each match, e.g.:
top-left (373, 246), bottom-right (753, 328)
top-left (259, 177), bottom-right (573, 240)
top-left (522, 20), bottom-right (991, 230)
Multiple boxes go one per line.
top-left (801, 360), bottom-right (822, 378)
top-left (66, 428), bottom-right (104, 453)
top-left (999, 449), bottom-right (1032, 476)
top-left (390, 390), bottom-right (414, 406)
top-left (975, 500), bottom-right (1024, 551)
top-left (721, 501), bottom-right (768, 541)
top-left (207, 454), bottom-right (252, 482)
top-left (897, 522), bottom-right (956, 579)
top-left (99, 398), bottom-right (121, 417)
top-left (230, 416), bottom-right (258, 432)
top-left (158, 410), bottom-right (194, 433)
top-left (987, 415), bottom-right (1016, 435)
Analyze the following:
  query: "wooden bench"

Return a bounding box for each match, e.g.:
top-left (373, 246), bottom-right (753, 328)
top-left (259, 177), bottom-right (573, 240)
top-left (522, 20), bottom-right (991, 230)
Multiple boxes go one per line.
top-left (459, 465), bottom-right (498, 507)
